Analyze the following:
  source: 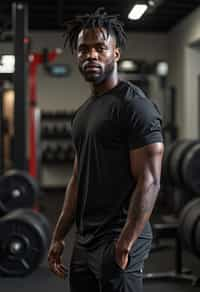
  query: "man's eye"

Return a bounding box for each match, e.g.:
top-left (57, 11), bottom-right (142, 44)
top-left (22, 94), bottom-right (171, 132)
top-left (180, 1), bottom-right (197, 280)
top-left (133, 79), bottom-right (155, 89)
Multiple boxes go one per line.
top-left (97, 47), bottom-right (106, 52)
top-left (79, 47), bottom-right (88, 53)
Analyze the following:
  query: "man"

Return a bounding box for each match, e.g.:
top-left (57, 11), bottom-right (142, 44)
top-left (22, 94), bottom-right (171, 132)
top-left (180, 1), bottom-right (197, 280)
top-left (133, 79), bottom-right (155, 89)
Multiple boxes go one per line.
top-left (48, 7), bottom-right (164, 292)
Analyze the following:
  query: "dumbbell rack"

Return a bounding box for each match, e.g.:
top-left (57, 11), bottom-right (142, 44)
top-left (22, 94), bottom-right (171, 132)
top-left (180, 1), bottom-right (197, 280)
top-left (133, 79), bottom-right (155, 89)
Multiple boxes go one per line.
top-left (40, 110), bottom-right (75, 189)
top-left (144, 219), bottom-right (200, 286)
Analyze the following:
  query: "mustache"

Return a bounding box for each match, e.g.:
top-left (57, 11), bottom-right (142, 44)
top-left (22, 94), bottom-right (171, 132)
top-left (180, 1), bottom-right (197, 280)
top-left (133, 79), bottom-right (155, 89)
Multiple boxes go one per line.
top-left (82, 61), bottom-right (101, 70)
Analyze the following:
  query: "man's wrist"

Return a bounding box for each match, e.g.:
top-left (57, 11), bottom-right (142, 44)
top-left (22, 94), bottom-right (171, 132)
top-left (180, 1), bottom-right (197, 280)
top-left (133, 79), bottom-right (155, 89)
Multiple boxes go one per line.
top-left (116, 221), bottom-right (137, 252)
top-left (52, 235), bottom-right (65, 245)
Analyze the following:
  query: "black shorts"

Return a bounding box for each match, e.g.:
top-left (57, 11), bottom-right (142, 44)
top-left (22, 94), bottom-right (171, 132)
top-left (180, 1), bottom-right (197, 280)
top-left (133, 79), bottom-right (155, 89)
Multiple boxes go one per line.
top-left (69, 237), bottom-right (152, 292)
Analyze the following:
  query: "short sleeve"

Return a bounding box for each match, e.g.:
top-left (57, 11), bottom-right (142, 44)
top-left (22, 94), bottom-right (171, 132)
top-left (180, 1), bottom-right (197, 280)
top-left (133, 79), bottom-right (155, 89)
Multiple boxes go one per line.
top-left (124, 95), bottom-right (163, 150)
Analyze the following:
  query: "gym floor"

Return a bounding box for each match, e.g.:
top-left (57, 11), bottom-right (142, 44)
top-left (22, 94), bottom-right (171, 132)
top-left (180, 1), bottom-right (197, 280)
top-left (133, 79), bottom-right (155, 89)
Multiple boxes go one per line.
top-left (1, 191), bottom-right (200, 292)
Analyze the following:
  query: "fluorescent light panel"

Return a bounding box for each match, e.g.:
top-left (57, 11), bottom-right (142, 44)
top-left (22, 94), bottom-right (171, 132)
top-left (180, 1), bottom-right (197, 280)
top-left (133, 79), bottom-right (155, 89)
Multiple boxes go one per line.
top-left (128, 4), bottom-right (148, 20)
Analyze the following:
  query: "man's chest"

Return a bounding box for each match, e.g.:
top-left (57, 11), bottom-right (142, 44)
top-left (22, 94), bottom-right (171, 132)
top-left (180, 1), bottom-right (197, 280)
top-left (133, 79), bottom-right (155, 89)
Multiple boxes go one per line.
top-left (72, 98), bottom-right (125, 148)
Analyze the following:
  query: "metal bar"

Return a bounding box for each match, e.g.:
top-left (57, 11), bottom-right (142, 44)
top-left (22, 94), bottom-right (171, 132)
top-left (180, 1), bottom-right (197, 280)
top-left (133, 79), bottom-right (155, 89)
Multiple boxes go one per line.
top-left (12, 2), bottom-right (28, 170)
top-left (0, 81), bottom-right (4, 175)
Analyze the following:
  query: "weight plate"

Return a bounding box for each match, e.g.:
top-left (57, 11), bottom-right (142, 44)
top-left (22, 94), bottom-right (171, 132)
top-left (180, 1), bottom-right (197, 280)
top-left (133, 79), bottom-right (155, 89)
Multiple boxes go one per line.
top-left (182, 143), bottom-right (200, 194)
top-left (11, 209), bottom-right (52, 248)
top-left (0, 170), bottom-right (40, 214)
top-left (0, 209), bottom-right (51, 277)
top-left (194, 220), bottom-right (200, 257)
top-left (179, 198), bottom-right (200, 254)
top-left (169, 140), bottom-right (194, 187)
top-left (161, 142), bottom-right (176, 185)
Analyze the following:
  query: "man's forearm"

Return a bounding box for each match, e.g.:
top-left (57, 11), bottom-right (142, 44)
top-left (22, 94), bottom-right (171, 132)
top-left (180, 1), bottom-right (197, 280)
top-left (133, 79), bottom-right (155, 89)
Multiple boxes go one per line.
top-left (117, 180), bottom-right (160, 251)
top-left (52, 176), bottom-right (78, 242)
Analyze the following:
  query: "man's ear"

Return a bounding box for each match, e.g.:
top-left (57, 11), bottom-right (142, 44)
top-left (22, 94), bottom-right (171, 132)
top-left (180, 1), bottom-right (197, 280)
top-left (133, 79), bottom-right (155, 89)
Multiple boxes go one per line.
top-left (114, 48), bottom-right (121, 62)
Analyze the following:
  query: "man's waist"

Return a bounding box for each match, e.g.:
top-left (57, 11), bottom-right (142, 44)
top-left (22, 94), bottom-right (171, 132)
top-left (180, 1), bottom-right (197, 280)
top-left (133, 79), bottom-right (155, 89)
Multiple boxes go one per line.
top-left (76, 220), bottom-right (153, 249)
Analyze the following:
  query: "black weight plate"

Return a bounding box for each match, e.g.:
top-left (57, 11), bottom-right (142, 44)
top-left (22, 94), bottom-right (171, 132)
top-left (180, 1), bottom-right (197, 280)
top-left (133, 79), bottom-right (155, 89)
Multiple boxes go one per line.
top-left (182, 143), bottom-right (200, 194)
top-left (0, 222), bottom-right (43, 277)
top-left (161, 142), bottom-right (176, 185)
top-left (179, 199), bottom-right (198, 250)
top-left (161, 144), bottom-right (174, 184)
top-left (0, 209), bottom-right (51, 277)
top-left (0, 170), bottom-right (40, 213)
top-left (179, 198), bottom-right (200, 253)
top-left (172, 189), bottom-right (192, 215)
top-left (164, 140), bottom-right (186, 185)
top-left (169, 140), bottom-right (194, 187)
top-left (12, 209), bottom-right (51, 248)
top-left (194, 220), bottom-right (200, 257)
top-left (1, 209), bottom-right (51, 250)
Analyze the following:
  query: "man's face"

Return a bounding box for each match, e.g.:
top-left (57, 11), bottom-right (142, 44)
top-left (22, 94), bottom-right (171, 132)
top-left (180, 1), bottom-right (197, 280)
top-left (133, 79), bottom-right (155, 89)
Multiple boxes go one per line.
top-left (77, 27), bottom-right (120, 84)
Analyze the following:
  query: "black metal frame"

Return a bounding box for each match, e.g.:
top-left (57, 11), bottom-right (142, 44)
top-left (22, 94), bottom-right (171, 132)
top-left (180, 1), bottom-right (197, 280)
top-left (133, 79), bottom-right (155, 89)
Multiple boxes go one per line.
top-left (144, 223), bottom-right (200, 287)
top-left (12, 2), bottom-right (28, 170)
top-left (0, 82), bottom-right (4, 175)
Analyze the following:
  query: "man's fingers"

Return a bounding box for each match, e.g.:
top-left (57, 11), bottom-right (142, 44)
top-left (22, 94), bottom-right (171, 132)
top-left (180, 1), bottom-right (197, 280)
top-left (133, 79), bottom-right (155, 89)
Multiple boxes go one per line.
top-left (48, 257), bottom-right (68, 278)
top-left (53, 263), bottom-right (68, 278)
top-left (60, 264), bottom-right (68, 273)
top-left (49, 262), bottom-right (65, 278)
top-left (56, 263), bottom-right (67, 274)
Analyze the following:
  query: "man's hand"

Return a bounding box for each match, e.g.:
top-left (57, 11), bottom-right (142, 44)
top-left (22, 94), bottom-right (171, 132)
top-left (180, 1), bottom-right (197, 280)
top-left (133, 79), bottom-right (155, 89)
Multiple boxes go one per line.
top-left (114, 241), bottom-right (129, 270)
top-left (48, 240), bottom-right (68, 279)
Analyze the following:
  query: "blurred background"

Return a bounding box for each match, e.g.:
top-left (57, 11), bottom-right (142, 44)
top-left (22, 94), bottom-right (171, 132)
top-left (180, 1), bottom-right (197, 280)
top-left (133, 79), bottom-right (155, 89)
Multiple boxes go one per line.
top-left (0, 1), bottom-right (200, 291)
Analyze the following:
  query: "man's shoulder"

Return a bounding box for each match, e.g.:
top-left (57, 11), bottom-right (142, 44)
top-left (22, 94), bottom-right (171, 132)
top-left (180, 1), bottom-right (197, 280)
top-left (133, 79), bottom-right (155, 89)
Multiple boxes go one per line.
top-left (117, 80), bottom-right (147, 102)
top-left (118, 80), bottom-right (150, 110)
top-left (119, 81), bottom-right (161, 119)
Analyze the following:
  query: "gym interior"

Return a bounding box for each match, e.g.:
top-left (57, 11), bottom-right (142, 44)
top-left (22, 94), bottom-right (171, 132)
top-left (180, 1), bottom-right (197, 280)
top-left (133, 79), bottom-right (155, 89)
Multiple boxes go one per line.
top-left (0, 1), bottom-right (200, 291)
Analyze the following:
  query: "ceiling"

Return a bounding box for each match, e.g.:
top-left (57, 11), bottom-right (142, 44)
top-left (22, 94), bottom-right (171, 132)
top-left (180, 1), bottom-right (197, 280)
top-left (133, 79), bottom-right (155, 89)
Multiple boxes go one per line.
top-left (0, 0), bottom-right (200, 33)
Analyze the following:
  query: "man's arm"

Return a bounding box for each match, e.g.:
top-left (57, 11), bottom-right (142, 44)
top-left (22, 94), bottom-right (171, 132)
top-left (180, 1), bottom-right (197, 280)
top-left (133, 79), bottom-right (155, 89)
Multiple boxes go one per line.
top-left (115, 142), bottom-right (164, 267)
top-left (48, 154), bottom-right (79, 278)
top-left (51, 154), bottom-right (78, 242)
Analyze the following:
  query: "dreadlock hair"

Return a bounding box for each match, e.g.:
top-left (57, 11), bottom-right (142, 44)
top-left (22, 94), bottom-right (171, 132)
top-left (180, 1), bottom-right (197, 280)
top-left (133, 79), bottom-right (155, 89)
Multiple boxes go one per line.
top-left (63, 7), bottom-right (127, 54)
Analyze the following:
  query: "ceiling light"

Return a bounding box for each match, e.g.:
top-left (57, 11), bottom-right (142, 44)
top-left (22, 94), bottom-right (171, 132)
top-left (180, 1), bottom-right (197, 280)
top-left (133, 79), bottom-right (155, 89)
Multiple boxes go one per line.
top-left (156, 61), bottom-right (168, 76)
top-left (148, 0), bottom-right (155, 7)
top-left (0, 55), bottom-right (15, 73)
top-left (128, 4), bottom-right (148, 20)
top-left (119, 60), bottom-right (138, 72)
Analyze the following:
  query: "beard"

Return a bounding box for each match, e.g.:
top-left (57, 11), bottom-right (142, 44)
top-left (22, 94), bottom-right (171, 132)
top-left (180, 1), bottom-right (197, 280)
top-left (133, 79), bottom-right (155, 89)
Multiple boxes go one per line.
top-left (79, 58), bottom-right (115, 85)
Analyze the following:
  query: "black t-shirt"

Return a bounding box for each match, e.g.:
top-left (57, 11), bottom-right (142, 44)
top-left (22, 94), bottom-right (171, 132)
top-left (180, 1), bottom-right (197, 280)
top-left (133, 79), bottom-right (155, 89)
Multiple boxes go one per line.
top-left (71, 80), bottom-right (163, 248)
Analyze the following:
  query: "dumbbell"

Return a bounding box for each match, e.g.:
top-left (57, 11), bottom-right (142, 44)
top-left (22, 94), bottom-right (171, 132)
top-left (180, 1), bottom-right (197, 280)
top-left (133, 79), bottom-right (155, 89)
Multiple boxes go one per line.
top-left (42, 145), bottom-right (55, 162)
top-left (54, 145), bottom-right (67, 162)
top-left (59, 124), bottom-right (72, 138)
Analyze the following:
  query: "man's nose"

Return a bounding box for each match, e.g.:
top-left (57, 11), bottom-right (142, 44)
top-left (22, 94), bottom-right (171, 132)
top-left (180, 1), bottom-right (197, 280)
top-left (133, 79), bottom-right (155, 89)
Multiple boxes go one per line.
top-left (87, 48), bottom-right (98, 59)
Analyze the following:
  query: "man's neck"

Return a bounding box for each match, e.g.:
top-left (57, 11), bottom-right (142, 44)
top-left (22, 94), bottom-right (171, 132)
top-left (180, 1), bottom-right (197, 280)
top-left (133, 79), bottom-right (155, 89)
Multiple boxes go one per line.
top-left (91, 76), bottom-right (119, 96)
